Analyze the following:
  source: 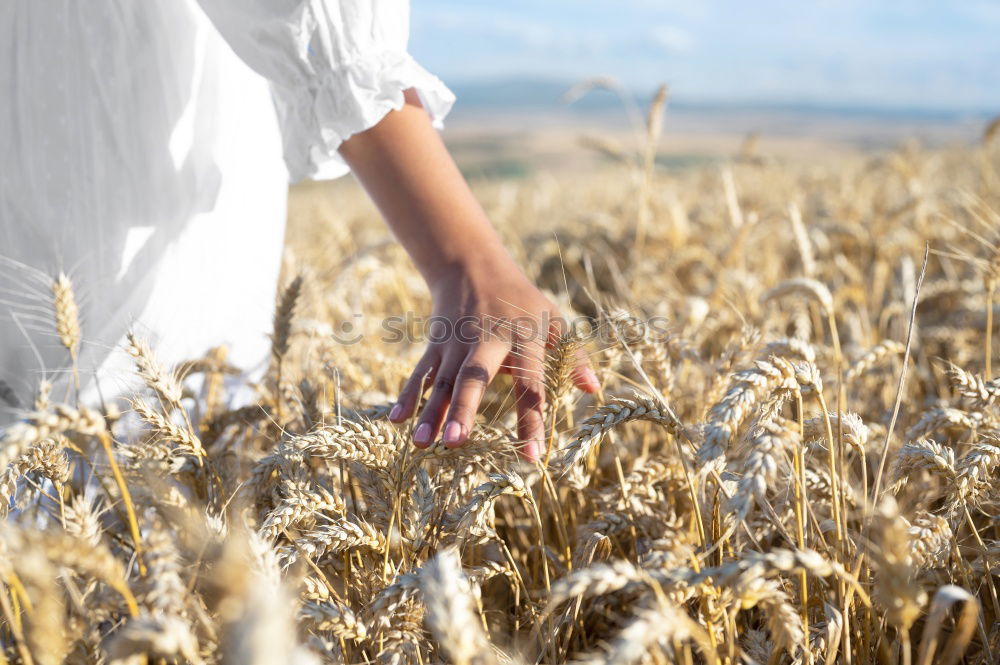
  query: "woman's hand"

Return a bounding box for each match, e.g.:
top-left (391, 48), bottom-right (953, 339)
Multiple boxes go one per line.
top-left (386, 258), bottom-right (598, 461)
top-left (339, 89), bottom-right (597, 460)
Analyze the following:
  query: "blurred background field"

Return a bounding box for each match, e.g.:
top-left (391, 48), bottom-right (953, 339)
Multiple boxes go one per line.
top-left (290, 0), bottom-right (999, 245)
top-left (287, 81), bottom-right (996, 279)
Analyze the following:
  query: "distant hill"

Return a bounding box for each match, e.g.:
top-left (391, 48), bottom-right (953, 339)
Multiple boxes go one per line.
top-left (446, 77), bottom-right (993, 124)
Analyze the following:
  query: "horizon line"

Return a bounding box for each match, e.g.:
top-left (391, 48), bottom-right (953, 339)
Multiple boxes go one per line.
top-left (443, 76), bottom-right (999, 118)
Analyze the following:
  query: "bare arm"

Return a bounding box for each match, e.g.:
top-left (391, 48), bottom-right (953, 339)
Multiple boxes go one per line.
top-left (339, 90), bottom-right (598, 461)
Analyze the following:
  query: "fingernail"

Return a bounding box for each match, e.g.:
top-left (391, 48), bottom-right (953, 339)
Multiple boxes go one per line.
top-left (413, 423), bottom-right (432, 445)
top-left (443, 421), bottom-right (463, 445)
top-left (388, 403), bottom-right (403, 421)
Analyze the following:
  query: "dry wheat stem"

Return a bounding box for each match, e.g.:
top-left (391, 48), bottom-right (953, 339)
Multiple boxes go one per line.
top-left (4, 139), bottom-right (1000, 665)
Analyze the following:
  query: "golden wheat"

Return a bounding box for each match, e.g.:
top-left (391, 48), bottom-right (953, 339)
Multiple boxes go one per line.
top-left (2, 118), bottom-right (999, 664)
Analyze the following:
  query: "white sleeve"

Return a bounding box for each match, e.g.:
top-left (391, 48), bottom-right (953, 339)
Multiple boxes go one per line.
top-left (197, 0), bottom-right (455, 182)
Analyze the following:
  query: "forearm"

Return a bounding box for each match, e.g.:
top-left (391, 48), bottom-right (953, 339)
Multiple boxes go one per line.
top-left (339, 89), bottom-right (597, 456)
top-left (338, 90), bottom-right (514, 286)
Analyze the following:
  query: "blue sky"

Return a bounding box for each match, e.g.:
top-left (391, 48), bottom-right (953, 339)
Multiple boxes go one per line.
top-left (409, 0), bottom-right (1000, 110)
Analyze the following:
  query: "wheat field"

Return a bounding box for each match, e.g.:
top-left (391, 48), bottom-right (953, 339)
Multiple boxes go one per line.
top-left (2, 106), bottom-right (1000, 665)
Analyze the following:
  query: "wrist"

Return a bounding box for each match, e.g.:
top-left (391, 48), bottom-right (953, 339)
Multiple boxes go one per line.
top-left (413, 218), bottom-right (512, 282)
top-left (424, 246), bottom-right (524, 294)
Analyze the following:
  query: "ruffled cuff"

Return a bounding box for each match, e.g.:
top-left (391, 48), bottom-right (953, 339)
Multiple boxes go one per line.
top-left (271, 50), bottom-right (455, 182)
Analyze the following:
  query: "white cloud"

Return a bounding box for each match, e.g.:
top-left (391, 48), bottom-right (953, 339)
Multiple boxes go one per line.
top-left (650, 24), bottom-right (694, 53)
top-left (418, 9), bottom-right (557, 48)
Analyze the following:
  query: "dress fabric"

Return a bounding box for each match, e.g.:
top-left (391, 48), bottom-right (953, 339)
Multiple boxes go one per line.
top-left (0, 0), bottom-right (454, 423)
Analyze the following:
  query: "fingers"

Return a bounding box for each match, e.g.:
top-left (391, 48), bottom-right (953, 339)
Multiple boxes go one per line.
top-left (390, 306), bottom-right (598, 457)
top-left (570, 346), bottom-right (600, 393)
top-left (411, 353), bottom-right (464, 448)
top-left (441, 343), bottom-right (509, 447)
top-left (389, 349), bottom-right (439, 424)
top-left (513, 374), bottom-right (546, 463)
top-left (508, 342), bottom-right (547, 462)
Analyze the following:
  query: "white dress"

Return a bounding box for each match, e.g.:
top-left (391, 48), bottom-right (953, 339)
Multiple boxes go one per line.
top-left (0, 0), bottom-right (454, 422)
